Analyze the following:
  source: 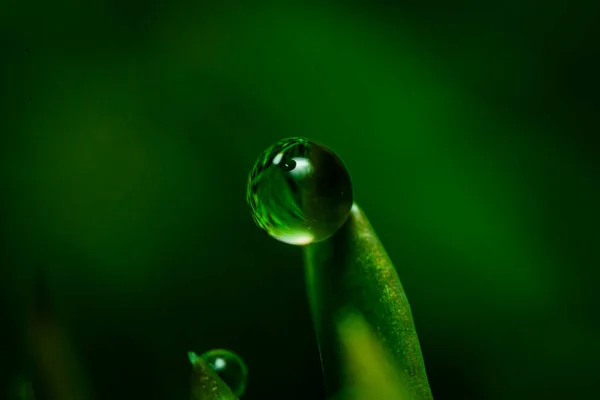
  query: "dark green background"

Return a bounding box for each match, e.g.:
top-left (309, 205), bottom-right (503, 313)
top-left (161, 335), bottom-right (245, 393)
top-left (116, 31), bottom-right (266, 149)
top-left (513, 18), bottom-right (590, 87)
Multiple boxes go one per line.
top-left (2, 1), bottom-right (599, 399)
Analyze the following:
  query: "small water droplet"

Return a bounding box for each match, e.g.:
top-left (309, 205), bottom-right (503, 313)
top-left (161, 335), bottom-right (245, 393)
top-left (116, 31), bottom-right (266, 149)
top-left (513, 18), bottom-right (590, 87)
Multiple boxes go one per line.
top-left (199, 349), bottom-right (248, 397)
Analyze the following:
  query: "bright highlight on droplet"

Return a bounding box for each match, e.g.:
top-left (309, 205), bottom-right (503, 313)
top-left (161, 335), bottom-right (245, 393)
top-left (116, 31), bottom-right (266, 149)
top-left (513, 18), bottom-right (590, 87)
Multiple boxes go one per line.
top-left (272, 152), bottom-right (283, 165)
top-left (213, 357), bottom-right (226, 370)
top-left (277, 232), bottom-right (314, 246)
top-left (247, 137), bottom-right (353, 246)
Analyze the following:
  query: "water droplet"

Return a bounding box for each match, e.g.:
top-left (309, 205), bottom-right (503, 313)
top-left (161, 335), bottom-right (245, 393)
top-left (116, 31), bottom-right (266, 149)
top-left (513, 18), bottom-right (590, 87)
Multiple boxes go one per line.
top-left (247, 137), bottom-right (353, 245)
top-left (199, 349), bottom-right (248, 397)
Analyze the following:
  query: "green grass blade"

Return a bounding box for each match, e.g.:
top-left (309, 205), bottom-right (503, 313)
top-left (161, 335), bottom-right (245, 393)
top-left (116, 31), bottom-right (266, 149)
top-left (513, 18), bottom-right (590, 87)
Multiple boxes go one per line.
top-left (304, 204), bottom-right (433, 400)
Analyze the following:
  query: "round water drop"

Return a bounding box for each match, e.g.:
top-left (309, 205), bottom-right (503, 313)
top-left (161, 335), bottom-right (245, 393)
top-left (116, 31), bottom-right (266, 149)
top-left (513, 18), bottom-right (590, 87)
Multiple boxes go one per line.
top-left (247, 137), bottom-right (353, 245)
top-left (200, 349), bottom-right (248, 397)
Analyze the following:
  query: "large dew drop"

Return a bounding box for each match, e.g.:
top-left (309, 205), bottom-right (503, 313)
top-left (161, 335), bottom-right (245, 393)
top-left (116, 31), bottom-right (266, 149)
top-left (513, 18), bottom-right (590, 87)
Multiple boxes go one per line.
top-left (247, 137), bottom-right (353, 245)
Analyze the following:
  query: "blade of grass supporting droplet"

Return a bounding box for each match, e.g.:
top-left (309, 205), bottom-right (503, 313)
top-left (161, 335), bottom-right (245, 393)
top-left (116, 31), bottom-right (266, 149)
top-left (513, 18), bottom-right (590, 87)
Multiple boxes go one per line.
top-left (304, 204), bottom-right (434, 400)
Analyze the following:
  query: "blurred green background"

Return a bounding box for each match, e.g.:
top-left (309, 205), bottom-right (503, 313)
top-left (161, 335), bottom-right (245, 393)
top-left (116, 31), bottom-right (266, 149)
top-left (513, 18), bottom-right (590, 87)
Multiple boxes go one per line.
top-left (1, 1), bottom-right (599, 399)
